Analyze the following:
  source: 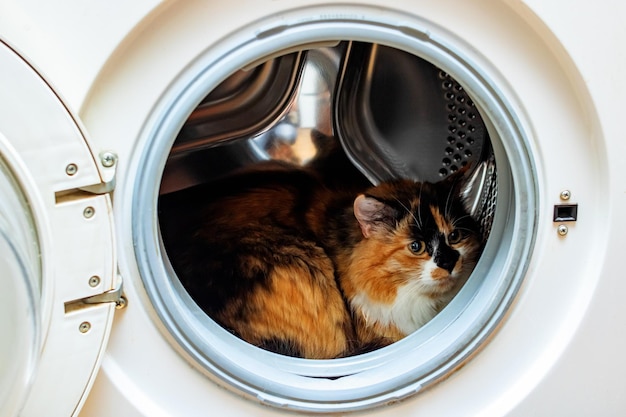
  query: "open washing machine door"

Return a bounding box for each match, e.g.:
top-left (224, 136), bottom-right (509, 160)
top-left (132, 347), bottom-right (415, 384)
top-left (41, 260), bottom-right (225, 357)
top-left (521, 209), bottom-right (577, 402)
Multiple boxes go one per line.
top-left (0, 41), bottom-right (120, 417)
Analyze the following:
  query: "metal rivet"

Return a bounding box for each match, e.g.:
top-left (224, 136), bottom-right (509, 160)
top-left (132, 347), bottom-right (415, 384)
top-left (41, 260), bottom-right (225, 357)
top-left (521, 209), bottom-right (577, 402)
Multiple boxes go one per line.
top-left (100, 152), bottom-right (117, 168)
top-left (79, 322), bottom-right (91, 333)
top-left (560, 190), bottom-right (571, 200)
top-left (83, 206), bottom-right (95, 219)
top-left (65, 163), bottom-right (78, 176)
top-left (89, 276), bottom-right (101, 287)
top-left (557, 224), bottom-right (568, 236)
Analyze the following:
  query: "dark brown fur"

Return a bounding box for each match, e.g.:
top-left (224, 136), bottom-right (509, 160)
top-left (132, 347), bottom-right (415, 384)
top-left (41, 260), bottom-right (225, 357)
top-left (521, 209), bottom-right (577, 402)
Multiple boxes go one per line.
top-left (159, 147), bottom-right (482, 359)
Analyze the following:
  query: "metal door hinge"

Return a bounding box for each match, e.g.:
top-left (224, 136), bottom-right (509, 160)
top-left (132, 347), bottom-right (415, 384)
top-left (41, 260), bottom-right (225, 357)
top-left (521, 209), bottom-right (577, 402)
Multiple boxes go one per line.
top-left (65, 276), bottom-right (127, 313)
top-left (79, 151), bottom-right (118, 195)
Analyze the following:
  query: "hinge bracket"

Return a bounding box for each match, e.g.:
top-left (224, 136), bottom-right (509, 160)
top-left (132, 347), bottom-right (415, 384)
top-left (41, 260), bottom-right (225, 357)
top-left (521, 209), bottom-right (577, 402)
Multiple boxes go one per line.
top-left (65, 276), bottom-right (127, 313)
top-left (79, 151), bottom-right (117, 195)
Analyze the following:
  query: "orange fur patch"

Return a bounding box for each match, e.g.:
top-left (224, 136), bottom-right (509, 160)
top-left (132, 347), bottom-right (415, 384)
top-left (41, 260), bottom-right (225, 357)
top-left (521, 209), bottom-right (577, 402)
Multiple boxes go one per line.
top-left (431, 206), bottom-right (452, 235)
top-left (431, 267), bottom-right (450, 280)
top-left (225, 258), bottom-right (352, 359)
top-left (342, 219), bottom-right (427, 304)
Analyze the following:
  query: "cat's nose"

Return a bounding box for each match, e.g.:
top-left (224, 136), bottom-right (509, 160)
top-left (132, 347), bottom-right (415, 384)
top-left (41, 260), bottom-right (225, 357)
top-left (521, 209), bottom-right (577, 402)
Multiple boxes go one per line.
top-left (434, 249), bottom-right (459, 273)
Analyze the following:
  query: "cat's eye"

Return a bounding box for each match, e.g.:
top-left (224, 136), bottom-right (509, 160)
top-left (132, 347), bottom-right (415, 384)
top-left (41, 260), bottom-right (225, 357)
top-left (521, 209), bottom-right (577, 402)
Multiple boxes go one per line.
top-left (448, 230), bottom-right (463, 244)
top-left (409, 240), bottom-right (426, 254)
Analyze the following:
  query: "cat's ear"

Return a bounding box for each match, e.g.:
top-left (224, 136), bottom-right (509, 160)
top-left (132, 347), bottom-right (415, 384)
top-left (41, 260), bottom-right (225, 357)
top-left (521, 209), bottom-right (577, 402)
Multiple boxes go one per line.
top-left (440, 163), bottom-right (472, 195)
top-left (353, 195), bottom-right (398, 238)
top-left (441, 163), bottom-right (471, 191)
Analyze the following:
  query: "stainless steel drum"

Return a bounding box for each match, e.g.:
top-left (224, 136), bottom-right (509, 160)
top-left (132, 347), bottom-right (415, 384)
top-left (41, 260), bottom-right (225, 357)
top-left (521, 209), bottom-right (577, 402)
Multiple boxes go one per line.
top-left (160, 41), bottom-right (497, 239)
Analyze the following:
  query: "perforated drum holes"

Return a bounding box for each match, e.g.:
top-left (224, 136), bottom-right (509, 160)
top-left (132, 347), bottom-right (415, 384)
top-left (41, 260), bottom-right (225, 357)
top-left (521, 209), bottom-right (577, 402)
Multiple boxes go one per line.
top-left (335, 43), bottom-right (492, 185)
top-left (439, 70), bottom-right (486, 178)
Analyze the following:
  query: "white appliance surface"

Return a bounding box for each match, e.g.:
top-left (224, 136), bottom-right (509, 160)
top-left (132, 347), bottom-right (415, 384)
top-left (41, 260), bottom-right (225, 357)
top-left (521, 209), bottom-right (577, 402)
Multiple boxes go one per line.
top-left (0, 1), bottom-right (624, 416)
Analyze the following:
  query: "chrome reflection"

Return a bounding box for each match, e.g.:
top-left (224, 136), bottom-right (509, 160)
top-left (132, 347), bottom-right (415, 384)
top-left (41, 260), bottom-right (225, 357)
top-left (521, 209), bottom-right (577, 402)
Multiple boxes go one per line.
top-left (160, 42), bottom-right (496, 237)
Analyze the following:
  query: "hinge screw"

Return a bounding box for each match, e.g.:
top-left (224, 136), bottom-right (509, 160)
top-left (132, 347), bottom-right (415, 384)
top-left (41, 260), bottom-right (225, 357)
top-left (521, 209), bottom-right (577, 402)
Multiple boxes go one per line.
top-left (560, 190), bottom-right (571, 200)
top-left (66, 163), bottom-right (78, 176)
top-left (89, 276), bottom-right (101, 287)
top-left (557, 224), bottom-right (568, 236)
top-left (79, 322), bottom-right (91, 333)
top-left (100, 152), bottom-right (117, 168)
top-left (83, 206), bottom-right (96, 219)
top-left (115, 296), bottom-right (128, 310)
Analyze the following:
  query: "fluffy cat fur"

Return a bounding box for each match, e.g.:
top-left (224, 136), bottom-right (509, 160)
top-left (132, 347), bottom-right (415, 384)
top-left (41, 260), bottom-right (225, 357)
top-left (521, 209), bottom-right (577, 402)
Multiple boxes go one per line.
top-left (159, 138), bottom-right (483, 359)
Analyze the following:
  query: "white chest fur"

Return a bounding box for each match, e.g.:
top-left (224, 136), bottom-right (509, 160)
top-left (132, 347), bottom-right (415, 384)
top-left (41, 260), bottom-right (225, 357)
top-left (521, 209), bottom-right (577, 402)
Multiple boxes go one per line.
top-left (351, 276), bottom-right (442, 335)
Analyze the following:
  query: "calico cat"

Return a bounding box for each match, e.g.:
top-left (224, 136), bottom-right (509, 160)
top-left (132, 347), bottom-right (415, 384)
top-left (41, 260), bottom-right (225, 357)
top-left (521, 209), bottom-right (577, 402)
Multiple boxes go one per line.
top-left (159, 143), bottom-right (483, 359)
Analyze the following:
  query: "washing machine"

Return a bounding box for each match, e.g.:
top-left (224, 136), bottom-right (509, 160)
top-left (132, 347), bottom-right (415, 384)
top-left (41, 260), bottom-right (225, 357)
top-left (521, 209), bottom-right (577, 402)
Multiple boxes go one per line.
top-left (1, 1), bottom-right (625, 416)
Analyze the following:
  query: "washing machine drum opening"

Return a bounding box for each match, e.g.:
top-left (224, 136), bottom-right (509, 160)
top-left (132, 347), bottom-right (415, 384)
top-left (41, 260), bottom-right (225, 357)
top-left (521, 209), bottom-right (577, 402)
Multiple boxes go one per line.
top-left (141, 35), bottom-right (531, 411)
top-left (159, 42), bottom-right (496, 358)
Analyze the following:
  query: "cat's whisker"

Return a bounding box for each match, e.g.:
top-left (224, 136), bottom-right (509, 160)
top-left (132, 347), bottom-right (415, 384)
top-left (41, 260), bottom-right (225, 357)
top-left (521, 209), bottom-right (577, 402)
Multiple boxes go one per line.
top-left (393, 196), bottom-right (421, 230)
top-left (417, 183), bottom-right (424, 228)
top-left (452, 227), bottom-right (475, 233)
top-left (451, 214), bottom-right (473, 228)
top-left (444, 180), bottom-right (456, 219)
